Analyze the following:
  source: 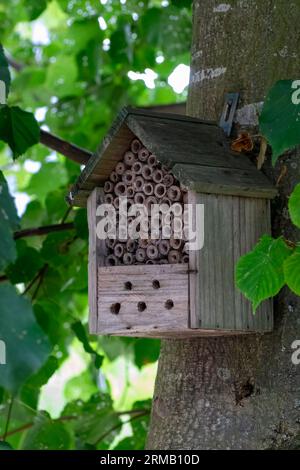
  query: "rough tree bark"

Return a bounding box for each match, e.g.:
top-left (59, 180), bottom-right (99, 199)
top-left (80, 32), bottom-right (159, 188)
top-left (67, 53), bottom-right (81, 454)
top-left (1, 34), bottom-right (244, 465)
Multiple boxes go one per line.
top-left (147, 0), bottom-right (300, 450)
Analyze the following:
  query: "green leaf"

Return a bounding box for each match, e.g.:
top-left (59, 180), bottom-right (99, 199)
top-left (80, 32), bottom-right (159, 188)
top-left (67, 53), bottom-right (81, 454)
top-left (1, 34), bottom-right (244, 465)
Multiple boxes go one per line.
top-left (0, 44), bottom-right (10, 100)
top-left (46, 56), bottom-right (81, 99)
top-left (134, 339), bottom-right (160, 369)
top-left (6, 240), bottom-right (43, 284)
top-left (71, 321), bottom-right (103, 369)
top-left (0, 283), bottom-right (51, 394)
top-left (24, 0), bottom-right (48, 20)
top-left (0, 441), bottom-right (13, 450)
top-left (0, 171), bottom-right (19, 272)
top-left (0, 106), bottom-right (40, 159)
top-left (235, 235), bottom-right (292, 311)
top-left (284, 247), bottom-right (300, 296)
top-left (74, 209), bottom-right (88, 240)
top-left (20, 356), bottom-right (59, 409)
top-left (289, 183), bottom-right (300, 228)
top-left (22, 415), bottom-right (74, 450)
top-left (260, 80), bottom-right (300, 164)
top-left (26, 162), bottom-right (68, 202)
top-left (114, 400), bottom-right (151, 450)
top-left (62, 393), bottom-right (121, 448)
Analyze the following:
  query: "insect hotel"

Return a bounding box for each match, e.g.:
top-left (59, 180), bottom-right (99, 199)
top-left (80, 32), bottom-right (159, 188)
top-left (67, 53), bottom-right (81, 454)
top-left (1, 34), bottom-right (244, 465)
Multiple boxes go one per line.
top-left (67, 107), bottom-right (277, 338)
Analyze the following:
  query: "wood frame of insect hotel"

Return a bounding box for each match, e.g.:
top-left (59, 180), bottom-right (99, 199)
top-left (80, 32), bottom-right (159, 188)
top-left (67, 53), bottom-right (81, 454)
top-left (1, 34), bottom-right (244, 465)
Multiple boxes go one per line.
top-left (67, 107), bottom-right (277, 338)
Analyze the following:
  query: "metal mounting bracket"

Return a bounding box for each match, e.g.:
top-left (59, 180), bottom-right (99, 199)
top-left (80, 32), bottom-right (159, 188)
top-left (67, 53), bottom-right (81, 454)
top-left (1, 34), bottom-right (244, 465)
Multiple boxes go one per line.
top-left (219, 92), bottom-right (240, 136)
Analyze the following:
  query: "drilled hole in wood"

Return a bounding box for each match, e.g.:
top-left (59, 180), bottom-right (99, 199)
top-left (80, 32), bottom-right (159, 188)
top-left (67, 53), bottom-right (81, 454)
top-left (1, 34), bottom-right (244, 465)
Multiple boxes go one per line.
top-left (165, 299), bottom-right (174, 310)
top-left (152, 280), bottom-right (160, 289)
top-left (110, 303), bottom-right (121, 314)
top-left (124, 281), bottom-right (132, 291)
top-left (138, 301), bottom-right (147, 312)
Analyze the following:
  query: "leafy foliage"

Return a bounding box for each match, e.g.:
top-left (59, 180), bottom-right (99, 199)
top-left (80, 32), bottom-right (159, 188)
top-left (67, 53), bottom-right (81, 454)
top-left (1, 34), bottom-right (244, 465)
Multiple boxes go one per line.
top-left (0, 106), bottom-right (40, 158)
top-left (236, 236), bottom-right (292, 311)
top-left (260, 80), bottom-right (300, 164)
top-left (289, 183), bottom-right (300, 229)
top-left (0, 171), bottom-right (19, 271)
top-left (0, 283), bottom-right (51, 394)
top-left (284, 248), bottom-right (300, 296)
top-left (237, 79), bottom-right (300, 309)
top-left (0, 45), bottom-right (10, 98)
top-left (0, 0), bottom-right (191, 450)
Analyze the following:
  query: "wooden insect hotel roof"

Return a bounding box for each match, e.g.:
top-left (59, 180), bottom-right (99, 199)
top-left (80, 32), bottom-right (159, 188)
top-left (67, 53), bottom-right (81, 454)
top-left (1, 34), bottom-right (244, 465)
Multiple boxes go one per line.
top-left (67, 107), bottom-right (277, 207)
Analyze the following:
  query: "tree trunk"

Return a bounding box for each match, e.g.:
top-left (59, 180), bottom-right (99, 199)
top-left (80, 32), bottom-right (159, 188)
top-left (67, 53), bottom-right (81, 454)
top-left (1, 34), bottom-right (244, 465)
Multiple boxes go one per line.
top-left (147, 0), bottom-right (300, 450)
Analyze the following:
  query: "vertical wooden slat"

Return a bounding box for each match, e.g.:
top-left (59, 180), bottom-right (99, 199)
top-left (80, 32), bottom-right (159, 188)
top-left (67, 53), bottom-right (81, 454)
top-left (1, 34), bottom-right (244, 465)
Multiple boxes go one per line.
top-left (187, 190), bottom-right (199, 328)
top-left (190, 193), bottom-right (273, 332)
top-left (87, 188), bottom-right (107, 333)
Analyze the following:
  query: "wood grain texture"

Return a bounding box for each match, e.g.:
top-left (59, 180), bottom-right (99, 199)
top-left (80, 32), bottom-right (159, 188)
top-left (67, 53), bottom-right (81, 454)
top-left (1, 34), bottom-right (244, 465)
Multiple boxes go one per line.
top-left (189, 192), bottom-right (273, 332)
top-left (173, 164), bottom-right (277, 199)
top-left (97, 264), bottom-right (189, 337)
top-left (67, 107), bottom-right (276, 207)
top-left (87, 188), bottom-right (107, 333)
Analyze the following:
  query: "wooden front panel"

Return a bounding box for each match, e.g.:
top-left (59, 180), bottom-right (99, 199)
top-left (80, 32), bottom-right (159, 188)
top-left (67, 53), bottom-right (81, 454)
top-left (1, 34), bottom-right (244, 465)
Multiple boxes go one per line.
top-left (97, 264), bottom-right (189, 337)
top-left (189, 192), bottom-right (273, 333)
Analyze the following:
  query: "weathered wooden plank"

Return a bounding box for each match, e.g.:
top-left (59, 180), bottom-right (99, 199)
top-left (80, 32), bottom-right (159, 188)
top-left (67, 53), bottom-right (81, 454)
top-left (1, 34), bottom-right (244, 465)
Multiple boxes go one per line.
top-left (126, 114), bottom-right (254, 171)
top-left (190, 193), bottom-right (273, 332)
top-left (172, 164), bottom-right (277, 199)
top-left (67, 106), bottom-right (276, 208)
top-left (97, 264), bottom-right (189, 335)
top-left (87, 188), bottom-right (107, 334)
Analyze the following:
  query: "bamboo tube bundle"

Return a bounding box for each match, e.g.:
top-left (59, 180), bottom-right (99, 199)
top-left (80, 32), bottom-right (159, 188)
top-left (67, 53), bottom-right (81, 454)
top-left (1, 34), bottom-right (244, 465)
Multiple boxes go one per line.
top-left (114, 182), bottom-right (127, 197)
top-left (106, 238), bottom-right (116, 250)
top-left (168, 250), bottom-right (181, 264)
top-left (126, 239), bottom-right (136, 253)
top-left (158, 239), bottom-right (170, 256)
top-left (138, 147), bottom-right (149, 162)
top-left (154, 183), bottom-right (166, 199)
top-left (114, 242), bottom-right (124, 258)
top-left (167, 185), bottom-right (182, 202)
top-left (163, 173), bottom-right (174, 187)
top-left (110, 171), bottom-right (118, 183)
top-left (127, 186), bottom-right (134, 198)
top-left (134, 192), bottom-right (146, 205)
top-left (170, 237), bottom-right (183, 250)
top-left (113, 197), bottom-right (120, 209)
top-left (143, 182), bottom-right (154, 196)
top-left (131, 139), bottom-right (142, 154)
top-left (124, 151), bottom-right (136, 166)
top-left (123, 252), bottom-right (134, 265)
top-left (136, 247), bottom-right (146, 262)
top-left (104, 180), bottom-right (114, 193)
top-left (122, 170), bottom-right (135, 185)
top-left (106, 254), bottom-right (118, 266)
top-left (116, 161), bottom-right (126, 175)
top-left (138, 238), bottom-right (149, 249)
top-left (182, 254), bottom-right (189, 264)
top-left (145, 196), bottom-right (158, 211)
top-left (104, 193), bottom-right (114, 205)
top-left (102, 136), bottom-right (188, 266)
top-left (153, 169), bottom-right (163, 183)
top-left (132, 161), bottom-right (143, 175)
top-left (146, 244), bottom-right (158, 260)
top-left (141, 165), bottom-right (152, 180)
top-left (147, 154), bottom-right (157, 167)
top-left (133, 175), bottom-right (144, 191)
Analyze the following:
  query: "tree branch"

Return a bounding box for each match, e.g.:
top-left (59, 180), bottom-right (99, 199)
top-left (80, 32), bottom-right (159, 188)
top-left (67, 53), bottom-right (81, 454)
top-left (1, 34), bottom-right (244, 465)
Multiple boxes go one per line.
top-left (14, 222), bottom-right (75, 240)
top-left (40, 129), bottom-right (92, 165)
